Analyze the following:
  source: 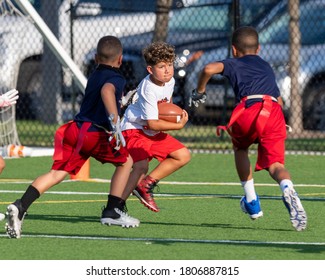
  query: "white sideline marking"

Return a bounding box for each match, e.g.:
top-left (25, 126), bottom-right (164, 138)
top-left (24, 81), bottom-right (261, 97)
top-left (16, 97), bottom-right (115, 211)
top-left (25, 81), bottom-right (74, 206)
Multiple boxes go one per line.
top-left (0, 190), bottom-right (323, 201)
top-left (1, 178), bottom-right (325, 188)
top-left (80, 179), bottom-right (325, 188)
top-left (0, 233), bottom-right (324, 246)
top-left (0, 179), bottom-right (325, 200)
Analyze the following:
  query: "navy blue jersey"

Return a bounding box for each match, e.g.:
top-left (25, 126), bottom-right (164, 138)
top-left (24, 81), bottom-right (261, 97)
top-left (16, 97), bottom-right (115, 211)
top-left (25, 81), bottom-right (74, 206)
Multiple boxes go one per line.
top-left (74, 64), bottom-right (125, 131)
top-left (221, 55), bottom-right (280, 104)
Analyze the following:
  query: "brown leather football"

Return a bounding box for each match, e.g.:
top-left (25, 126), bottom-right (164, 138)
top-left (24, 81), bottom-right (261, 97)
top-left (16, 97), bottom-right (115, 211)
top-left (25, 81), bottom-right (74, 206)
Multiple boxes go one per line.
top-left (158, 102), bottom-right (183, 123)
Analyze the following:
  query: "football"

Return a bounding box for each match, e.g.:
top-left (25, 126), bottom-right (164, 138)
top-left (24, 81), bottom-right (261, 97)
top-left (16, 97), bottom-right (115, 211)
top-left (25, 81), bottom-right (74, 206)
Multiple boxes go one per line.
top-left (158, 102), bottom-right (183, 123)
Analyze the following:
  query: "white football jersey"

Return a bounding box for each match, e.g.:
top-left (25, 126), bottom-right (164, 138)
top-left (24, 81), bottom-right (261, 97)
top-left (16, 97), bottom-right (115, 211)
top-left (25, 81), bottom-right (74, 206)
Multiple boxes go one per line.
top-left (121, 74), bottom-right (175, 136)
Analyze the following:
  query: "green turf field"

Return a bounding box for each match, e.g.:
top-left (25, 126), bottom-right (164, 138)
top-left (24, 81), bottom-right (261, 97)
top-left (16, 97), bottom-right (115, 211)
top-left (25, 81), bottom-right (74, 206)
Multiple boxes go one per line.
top-left (0, 153), bottom-right (324, 260)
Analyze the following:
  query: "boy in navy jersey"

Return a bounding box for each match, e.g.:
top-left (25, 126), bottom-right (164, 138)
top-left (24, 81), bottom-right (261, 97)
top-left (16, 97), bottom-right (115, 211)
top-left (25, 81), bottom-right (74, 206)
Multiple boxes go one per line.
top-left (189, 26), bottom-right (307, 231)
top-left (5, 36), bottom-right (139, 238)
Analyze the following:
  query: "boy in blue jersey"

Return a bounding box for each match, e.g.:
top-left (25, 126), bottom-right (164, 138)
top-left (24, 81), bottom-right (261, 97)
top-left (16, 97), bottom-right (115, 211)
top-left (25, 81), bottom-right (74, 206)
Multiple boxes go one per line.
top-left (5, 36), bottom-right (139, 238)
top-left (189, 26), bottom-right (307, 231)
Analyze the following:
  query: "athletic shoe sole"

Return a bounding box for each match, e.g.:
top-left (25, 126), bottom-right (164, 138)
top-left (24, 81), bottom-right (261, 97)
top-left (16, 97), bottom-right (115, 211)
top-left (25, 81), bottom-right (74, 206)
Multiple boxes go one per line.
top-left (101, 208), bottom-right (140, 228)
top-left (248, 211), bottom-right (263, 220)
top-left (5, 204), bottom-right (23, 238)
top-left (240, 196), bottom-right (263, 220)
top-left (282, 188), bottom-right (307, 231)
top-left (101, 217), bottom-right (139, 228)
top-left (132, 189), bottom-right (160, 212)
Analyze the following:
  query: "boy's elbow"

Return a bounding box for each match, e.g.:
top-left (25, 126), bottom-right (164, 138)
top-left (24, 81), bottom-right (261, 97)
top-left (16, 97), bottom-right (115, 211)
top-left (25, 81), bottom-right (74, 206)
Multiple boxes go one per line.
top-left (203, 62), bottom-right (223, 76)
top-left (202, 65), bottom-right (212, 76)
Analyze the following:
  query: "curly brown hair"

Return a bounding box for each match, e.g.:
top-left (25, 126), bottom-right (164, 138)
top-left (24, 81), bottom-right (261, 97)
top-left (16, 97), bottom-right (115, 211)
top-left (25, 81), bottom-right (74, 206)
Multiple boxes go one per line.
top-left (142, 42), bottom-right (176, 66)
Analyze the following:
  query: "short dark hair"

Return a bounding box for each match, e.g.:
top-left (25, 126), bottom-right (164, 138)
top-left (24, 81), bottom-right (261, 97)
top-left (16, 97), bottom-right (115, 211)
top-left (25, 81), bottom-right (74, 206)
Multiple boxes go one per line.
top-left (142, 42), bottom-right (176, 66)
top-left (232, 26), bottom-right (259, 53)
top-left (96, 35), bottom-right (122, 62)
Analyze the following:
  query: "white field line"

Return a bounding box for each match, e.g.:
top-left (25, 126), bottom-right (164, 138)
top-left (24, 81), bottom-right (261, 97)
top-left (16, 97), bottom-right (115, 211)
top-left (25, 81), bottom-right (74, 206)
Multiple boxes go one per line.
top-left (0, 191), bottom-right (324, 202)
top-left (0, 178), bottom-right (323, 245)
top-left (0, 179), bottom-right (325, 200)
top-left (1, 178), bottom-right (325, 188)
top-left (0, 233), bottom-right (324, 246)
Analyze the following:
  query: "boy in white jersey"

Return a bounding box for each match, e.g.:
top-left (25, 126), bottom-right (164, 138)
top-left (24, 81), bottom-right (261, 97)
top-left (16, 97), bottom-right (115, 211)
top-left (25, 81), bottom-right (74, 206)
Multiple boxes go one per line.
top-left (120, 42), bottom-right (191, 212)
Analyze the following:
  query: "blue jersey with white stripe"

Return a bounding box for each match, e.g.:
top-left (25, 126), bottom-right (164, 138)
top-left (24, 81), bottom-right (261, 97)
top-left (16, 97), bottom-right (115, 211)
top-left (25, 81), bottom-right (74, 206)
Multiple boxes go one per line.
top-left (221, 55), bottom-right (280, 104)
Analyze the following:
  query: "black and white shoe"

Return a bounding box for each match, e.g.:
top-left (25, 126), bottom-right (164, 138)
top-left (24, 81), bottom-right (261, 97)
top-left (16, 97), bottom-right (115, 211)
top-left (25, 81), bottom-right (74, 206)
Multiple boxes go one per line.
top-left (101, 207), bottom-right (140, 228)
top-left (5, 199), bottom-right (26, 238)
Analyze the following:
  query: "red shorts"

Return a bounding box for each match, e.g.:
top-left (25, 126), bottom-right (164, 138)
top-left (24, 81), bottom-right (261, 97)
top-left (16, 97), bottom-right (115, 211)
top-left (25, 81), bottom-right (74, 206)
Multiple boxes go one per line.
top-left (52, 122), bottom-right (129, 175)
top-left (122, 129), bottom-right (185, 162)
top-left (231, 102), bottom-right (286, 171)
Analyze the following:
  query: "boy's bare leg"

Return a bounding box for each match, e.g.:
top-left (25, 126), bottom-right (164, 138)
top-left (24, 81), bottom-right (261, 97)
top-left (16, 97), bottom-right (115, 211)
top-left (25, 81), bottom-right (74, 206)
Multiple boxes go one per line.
top-left (234, 148), bottom-right (252, 181)
top-left (268, 162), bottom-right (307, 231)
top-left (149, 147), bottom-right (191, 180)
top-left (101, 155), bottom-right (140, 228)
top-left (110, 155), bottom-right (134, 198)
top-left (121, 159), bottom-right (148, 200)
top-left (32, 170), bottom-right (69, 194)
top-left (133, 147), bottom-right (191, 212)
top-left (234, 148), bottom-right (263, 220)
top-left (6, 170), bottom-right (68, 238)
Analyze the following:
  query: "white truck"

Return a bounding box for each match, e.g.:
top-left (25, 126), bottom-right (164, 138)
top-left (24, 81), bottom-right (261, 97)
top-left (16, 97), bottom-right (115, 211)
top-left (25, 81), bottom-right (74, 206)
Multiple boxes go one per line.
top-left (0, 0), bottom-right (167, 122)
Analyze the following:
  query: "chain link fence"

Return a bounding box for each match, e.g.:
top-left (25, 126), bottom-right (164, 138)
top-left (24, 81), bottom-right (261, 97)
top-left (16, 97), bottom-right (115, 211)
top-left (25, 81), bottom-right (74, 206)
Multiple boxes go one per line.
top-left (1, 0), bottom-right (324, 151)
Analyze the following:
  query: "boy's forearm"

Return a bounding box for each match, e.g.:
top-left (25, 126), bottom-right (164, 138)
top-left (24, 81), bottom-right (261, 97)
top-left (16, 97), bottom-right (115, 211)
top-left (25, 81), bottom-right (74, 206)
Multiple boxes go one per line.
top-left (197, 62), bottom-right (224, 93)
top-left (197, 71), bottom-right (210, 93)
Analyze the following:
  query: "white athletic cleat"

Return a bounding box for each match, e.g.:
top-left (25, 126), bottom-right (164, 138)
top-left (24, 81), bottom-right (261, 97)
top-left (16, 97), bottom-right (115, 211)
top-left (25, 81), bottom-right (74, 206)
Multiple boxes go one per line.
top-left (101, 208), bottom-right (140, 228)
top-left (0, 212), bottom-right (5, 221)
top-left (282, 187), bottom-right (307, 231)
top-left (5, 200), bottom-right (26, 239)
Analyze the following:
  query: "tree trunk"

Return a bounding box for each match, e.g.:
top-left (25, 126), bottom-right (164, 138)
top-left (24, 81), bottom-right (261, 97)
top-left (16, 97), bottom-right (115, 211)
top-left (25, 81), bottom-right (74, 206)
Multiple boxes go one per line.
top-left (288, 0), bottom-right (303, 135)
top-left (153, 0), bottom-right (173, 42)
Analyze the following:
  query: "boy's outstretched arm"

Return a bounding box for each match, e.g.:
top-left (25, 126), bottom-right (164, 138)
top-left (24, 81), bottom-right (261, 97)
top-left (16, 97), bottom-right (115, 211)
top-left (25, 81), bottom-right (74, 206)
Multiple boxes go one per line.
top-left (189, 62), bottom-right (225, 108)
top-left (197, 62), bottom-right (224, 93)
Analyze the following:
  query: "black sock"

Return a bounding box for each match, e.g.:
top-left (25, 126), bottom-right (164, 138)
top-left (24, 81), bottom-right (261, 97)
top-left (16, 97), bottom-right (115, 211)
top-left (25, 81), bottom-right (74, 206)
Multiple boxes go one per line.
top-left (20, 185), bottom-right (40, 212)
top-left (106, 194), bottom-right (125, 211)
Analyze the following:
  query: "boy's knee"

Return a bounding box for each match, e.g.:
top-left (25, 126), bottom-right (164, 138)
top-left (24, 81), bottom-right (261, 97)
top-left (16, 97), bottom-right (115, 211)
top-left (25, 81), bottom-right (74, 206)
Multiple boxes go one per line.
top-left (268, 162), bottom-right (288, 178)
top-left (180, 149), bottom-right (191, 166)
top-left (133, 160), bottom-right (149, 174)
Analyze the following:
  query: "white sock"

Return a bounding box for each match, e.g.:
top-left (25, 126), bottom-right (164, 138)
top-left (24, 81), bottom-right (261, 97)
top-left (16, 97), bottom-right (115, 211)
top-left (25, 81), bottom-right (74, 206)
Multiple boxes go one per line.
top-left (241, 179), bottom-right (256, 202)
top-left (279, 179), bottom-right (294, 193)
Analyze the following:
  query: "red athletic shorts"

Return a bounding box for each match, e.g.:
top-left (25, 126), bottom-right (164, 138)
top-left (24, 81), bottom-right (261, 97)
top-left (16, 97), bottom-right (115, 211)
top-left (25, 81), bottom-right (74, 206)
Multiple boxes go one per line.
top-left (122, 129), bottom-right (185, 162)
top-left (52, 121), bottom-right (129, 175)
top-left (230, 102), bottom-right (286, 171)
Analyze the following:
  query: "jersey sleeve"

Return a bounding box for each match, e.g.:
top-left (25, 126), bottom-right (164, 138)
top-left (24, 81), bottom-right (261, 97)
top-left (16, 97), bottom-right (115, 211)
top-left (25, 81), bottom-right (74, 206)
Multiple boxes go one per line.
top-left (139, 81), bottom-right (160, 121)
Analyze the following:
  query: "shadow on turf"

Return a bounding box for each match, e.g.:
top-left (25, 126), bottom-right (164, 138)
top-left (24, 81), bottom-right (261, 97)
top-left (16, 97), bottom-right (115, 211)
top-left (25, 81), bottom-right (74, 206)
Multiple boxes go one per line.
top-left (24, 214), bottom-right (99, 223)
top-left (143, 220), bottom-right (294, 232)
top-left (24, 213), bottom-right (294, 233)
